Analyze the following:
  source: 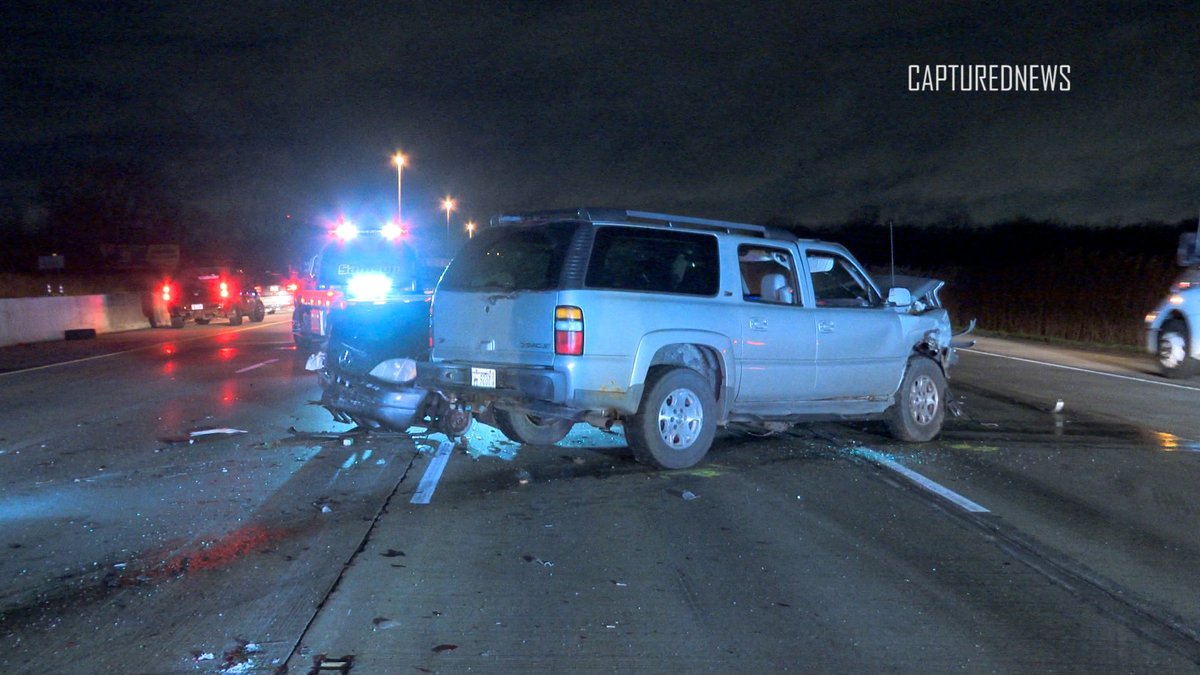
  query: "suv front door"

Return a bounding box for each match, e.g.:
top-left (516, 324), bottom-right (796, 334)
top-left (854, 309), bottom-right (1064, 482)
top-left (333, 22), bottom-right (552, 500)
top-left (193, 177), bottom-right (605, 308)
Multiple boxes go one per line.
top-left (804, 248), bottom-right (907, 399)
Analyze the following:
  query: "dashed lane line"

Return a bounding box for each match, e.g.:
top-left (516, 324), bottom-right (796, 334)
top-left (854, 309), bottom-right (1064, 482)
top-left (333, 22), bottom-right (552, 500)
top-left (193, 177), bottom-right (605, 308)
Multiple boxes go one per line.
top-left (410, 441), bottom-right (455, 504)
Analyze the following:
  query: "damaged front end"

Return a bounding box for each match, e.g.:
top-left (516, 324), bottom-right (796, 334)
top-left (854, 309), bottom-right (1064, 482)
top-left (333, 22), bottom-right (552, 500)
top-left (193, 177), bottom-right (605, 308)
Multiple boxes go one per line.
top-left (887, 274), bottom-right (975, 368)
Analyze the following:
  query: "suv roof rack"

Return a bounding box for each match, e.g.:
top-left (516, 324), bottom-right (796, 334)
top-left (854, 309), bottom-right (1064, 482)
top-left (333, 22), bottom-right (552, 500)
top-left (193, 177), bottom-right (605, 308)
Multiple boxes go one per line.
top-left (491, 208), bottom-right (768, 237)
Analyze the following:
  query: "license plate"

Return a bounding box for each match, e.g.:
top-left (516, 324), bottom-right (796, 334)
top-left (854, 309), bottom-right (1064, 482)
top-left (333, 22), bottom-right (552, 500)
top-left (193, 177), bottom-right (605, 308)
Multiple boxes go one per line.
top-left (471, 367), bottom-right (496, 388)
top-left (190, 303), bottom-right (205, 310)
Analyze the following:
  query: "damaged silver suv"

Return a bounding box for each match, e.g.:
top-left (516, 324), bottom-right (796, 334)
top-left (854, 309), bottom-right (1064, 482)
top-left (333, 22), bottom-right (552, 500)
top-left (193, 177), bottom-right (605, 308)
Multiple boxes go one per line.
top-left (419, 209), bottom-right (958, 469)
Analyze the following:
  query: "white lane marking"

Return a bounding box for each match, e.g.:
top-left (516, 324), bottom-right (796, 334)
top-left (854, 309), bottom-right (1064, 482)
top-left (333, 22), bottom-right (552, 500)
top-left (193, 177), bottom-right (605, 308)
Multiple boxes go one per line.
top-left (0, 320), bottom-right (279, 377)
top-left (235, 358), bottom-right (279, 373)
top-left (963, 349), bottom-right (1200, 392)
top-left (410, 441), bottom-right (455, 505)
top-left (854, 447), bottom-right (989, 513)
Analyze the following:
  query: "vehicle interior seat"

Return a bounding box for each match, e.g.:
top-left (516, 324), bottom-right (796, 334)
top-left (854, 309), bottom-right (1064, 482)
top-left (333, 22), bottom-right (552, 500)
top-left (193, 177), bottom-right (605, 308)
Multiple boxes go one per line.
top-left (760, 272), bottom-right (793, 304)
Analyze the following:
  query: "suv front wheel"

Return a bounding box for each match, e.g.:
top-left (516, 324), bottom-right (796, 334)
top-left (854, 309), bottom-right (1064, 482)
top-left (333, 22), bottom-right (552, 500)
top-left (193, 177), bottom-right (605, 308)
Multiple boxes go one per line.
top-left (627, 367), bottom-right (716, 469)
top-left (493, 409), bottom-right (574, 446)
top-left (886, 357), bottom-right (946, 442)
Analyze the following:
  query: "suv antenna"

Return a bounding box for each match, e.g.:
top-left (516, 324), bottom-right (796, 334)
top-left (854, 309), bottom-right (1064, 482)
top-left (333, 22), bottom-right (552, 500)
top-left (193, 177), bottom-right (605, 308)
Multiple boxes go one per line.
top-left (888, 218), bottom-right (896, 288)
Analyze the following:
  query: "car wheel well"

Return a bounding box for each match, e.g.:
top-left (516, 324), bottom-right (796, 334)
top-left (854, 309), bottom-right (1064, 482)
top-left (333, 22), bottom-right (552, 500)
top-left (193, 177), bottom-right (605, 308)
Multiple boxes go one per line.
top-left (647, 343), bottom-right (723, 406)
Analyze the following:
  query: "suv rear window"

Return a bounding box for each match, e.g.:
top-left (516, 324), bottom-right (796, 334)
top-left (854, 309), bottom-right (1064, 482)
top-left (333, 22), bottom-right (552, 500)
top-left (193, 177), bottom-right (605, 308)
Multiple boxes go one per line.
top-left (439, 222), bottom-right (577, 291)
top-left (585, 226), bottom-right (719, 295)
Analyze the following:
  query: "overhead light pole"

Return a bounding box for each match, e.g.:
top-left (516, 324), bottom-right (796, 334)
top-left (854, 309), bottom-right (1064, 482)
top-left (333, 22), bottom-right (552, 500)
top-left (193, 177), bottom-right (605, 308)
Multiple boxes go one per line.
top-left (441, 196), bottom-right (456, 239)
top-left (392, 152), bottom-right (406, 225)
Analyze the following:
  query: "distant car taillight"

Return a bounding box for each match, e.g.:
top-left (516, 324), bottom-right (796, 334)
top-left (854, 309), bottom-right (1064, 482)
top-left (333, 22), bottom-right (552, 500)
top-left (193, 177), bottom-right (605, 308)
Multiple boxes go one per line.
top-left (554, 305), bottom-right (584, 356)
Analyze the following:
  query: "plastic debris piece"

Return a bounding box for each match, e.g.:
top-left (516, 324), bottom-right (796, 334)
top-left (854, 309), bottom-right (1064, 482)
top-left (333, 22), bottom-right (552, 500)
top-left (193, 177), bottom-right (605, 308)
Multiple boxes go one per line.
top-left (372, 616), bottom-right (401, 630)
top-left (342, 438), bottom-right (354, 447)
top-left (432, 644), bottom-right (458, 654)
top-left (1051, 399), bottom-right (1065, 413)
top-left (190, 428), bottom-right (248, 437)
top-left (522, 554), bottom-right (554, 567)
top-left (681, 490), bottom-right (698, 501)
top-left (381, 549), bottom-right (406, 558)
top-left (321, 505), bottom-right (332, 513)
top-left (194, 652), bottom-right (215, 662)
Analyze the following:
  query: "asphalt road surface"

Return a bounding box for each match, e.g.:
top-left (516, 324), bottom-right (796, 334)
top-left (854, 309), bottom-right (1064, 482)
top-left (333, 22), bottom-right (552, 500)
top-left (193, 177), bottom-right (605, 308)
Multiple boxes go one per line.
top-left (2, 320), bottom-right (1199, 674)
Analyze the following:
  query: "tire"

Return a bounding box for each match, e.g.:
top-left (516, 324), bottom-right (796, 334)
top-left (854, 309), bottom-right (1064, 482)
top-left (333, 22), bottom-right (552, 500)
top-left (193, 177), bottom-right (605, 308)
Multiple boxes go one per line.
top-left (251, 301), bottom-right (265, 322)
top-left (170, 315), bottom-right (185, 329)
top-left (229, 308), bottom-right (243, 326)
top-left (1158, 319), bottom-right (1198, 379)
top-left (626, 367), bottom-right (716, 469)
top-left (493, 408), bottom-right (574, 445)
top-left (886, 357), bottom-right (946, 442)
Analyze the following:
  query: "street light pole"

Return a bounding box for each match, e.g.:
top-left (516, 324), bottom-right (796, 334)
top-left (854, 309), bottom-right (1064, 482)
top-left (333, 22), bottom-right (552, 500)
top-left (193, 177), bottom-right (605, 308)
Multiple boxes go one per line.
top-left (393, 153), bottom-right (406, 225)
top-left (441, 196), bottom-right (456, 239)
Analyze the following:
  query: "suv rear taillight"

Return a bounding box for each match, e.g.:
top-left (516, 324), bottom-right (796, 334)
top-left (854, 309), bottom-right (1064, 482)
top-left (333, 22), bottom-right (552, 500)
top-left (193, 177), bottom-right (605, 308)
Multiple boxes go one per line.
top-left (219, 281), bottom-right (230, 299)
top-left (161, 284), bottom-right (172, 303)
top-left (554, 305), bottom-right (584, 356)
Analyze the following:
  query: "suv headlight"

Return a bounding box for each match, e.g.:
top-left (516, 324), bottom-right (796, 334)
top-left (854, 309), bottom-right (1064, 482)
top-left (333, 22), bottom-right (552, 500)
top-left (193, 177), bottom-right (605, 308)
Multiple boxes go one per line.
top-left (368, 357), bottom-right (418, 384)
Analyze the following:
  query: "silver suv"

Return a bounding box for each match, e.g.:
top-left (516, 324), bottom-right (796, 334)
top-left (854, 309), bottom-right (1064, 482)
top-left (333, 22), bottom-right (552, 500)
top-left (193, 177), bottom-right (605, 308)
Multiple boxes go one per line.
top-left (419, 209), bottom-right (957, 469)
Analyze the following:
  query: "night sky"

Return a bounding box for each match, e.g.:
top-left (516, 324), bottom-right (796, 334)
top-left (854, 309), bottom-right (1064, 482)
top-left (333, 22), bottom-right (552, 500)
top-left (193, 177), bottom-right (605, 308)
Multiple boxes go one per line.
top-left (3, 1), bottom-right (1198, 249)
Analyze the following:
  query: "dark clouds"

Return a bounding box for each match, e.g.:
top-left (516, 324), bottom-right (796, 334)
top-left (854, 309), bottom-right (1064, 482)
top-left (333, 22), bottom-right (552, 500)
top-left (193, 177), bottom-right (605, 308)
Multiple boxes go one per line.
top-left (2, 1), bottom-right (1198, 234)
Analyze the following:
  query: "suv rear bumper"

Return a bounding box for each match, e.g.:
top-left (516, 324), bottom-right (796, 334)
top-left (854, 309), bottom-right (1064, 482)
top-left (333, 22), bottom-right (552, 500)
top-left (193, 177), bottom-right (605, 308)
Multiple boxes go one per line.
top-left (417, 361), bottom-right (642, 417)
top-left (418, 361), bottom-right (567, 403)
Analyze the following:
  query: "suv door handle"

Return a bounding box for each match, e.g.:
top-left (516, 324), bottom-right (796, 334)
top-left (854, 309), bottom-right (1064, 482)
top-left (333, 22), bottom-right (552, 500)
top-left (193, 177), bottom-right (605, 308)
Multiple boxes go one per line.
top-left (818, 320), bottom-right (834, 333)
top-left (749, 317), bottom-right (767, 331)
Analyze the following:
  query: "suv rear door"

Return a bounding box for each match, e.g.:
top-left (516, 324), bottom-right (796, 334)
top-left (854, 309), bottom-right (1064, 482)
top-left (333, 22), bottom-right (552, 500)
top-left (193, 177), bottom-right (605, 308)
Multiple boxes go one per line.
top-left (733, 243), bottom-right (817, 411)
top-left (433, 222), bottom-right (579, 367)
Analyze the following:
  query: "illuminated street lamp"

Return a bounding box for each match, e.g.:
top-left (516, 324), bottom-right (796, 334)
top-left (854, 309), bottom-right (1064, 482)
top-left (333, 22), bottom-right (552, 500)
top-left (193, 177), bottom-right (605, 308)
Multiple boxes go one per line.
top-left (392, 152), bottom-right (407, 224)
top-left (465, 220), bottom-right (476, 239)
top-left (441, 196), bottom-right (456, 238)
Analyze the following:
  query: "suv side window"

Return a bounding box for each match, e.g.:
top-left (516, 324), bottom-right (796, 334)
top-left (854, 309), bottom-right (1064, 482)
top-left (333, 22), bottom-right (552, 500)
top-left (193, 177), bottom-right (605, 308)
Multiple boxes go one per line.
top-left (808, 252), bottom-right (881, 307)
top-left (739, 245), bottom-right (798, 305)
top-left (585, 227), bottom-right (719, 295)
top-left (439, 223), bottom-right (577, 291)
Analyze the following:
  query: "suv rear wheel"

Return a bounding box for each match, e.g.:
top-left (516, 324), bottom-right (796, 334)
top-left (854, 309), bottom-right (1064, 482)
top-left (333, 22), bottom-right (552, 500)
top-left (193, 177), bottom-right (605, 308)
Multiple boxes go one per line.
top-left (230, 307), bottom-right (243, 326)
top-left (886, 357), bottom-right (946, 442)
top-left (493, 409), bottom-right (574, 445)
top-left (627, 367), bottom-right (716, 469)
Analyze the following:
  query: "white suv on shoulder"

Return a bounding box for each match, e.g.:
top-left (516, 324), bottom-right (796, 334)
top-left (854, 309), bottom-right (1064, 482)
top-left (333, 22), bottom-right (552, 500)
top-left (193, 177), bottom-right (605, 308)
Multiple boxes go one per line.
top-left (419, 209), bottom-right (958, 469)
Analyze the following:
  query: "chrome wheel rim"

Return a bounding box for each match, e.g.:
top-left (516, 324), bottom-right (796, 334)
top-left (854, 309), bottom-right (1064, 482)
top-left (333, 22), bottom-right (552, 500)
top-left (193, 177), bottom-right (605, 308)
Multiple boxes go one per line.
top-left (1160, 332), bottom-right (1186, 369)
top-left (656, 387), bottom-right (703, 449)
top-left (908, 374), bottom-right (939, 426)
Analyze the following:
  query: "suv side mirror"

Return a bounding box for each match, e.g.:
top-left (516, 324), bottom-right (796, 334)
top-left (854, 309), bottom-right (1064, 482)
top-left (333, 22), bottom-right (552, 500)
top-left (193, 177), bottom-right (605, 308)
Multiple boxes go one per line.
top-left (886, 287), bottom-right (913, 307)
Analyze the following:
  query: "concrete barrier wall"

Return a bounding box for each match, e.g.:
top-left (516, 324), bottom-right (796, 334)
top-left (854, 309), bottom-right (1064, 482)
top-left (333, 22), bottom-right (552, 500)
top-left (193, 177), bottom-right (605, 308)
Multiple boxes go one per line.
top-left (0, 292), bottom-right (152, 347)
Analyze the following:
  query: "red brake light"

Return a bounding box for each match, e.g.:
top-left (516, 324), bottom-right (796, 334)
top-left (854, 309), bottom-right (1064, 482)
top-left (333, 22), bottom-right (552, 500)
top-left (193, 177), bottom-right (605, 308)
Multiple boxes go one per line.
top-left (161, 284), bottom-right (172, 302)
top-left (219, 281), bottom-right (230, 299)
top-left (554, 305), bottom-right (584, 356)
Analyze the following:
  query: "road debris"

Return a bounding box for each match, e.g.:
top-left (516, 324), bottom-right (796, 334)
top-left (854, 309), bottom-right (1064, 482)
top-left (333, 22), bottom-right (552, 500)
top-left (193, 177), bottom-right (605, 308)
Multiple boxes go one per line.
top-left (372, 616), bottom-right (401, 630)
top-left (522, 554), bottom-right (554, 567)
top-left (381, 549), bottom-right (406, 558)
top-left (309, 654), bottom-right (355, 674)
top-left (432, 644), bottom-right (458, 653)
top-left (516, 469), bottom-right (532, 484)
